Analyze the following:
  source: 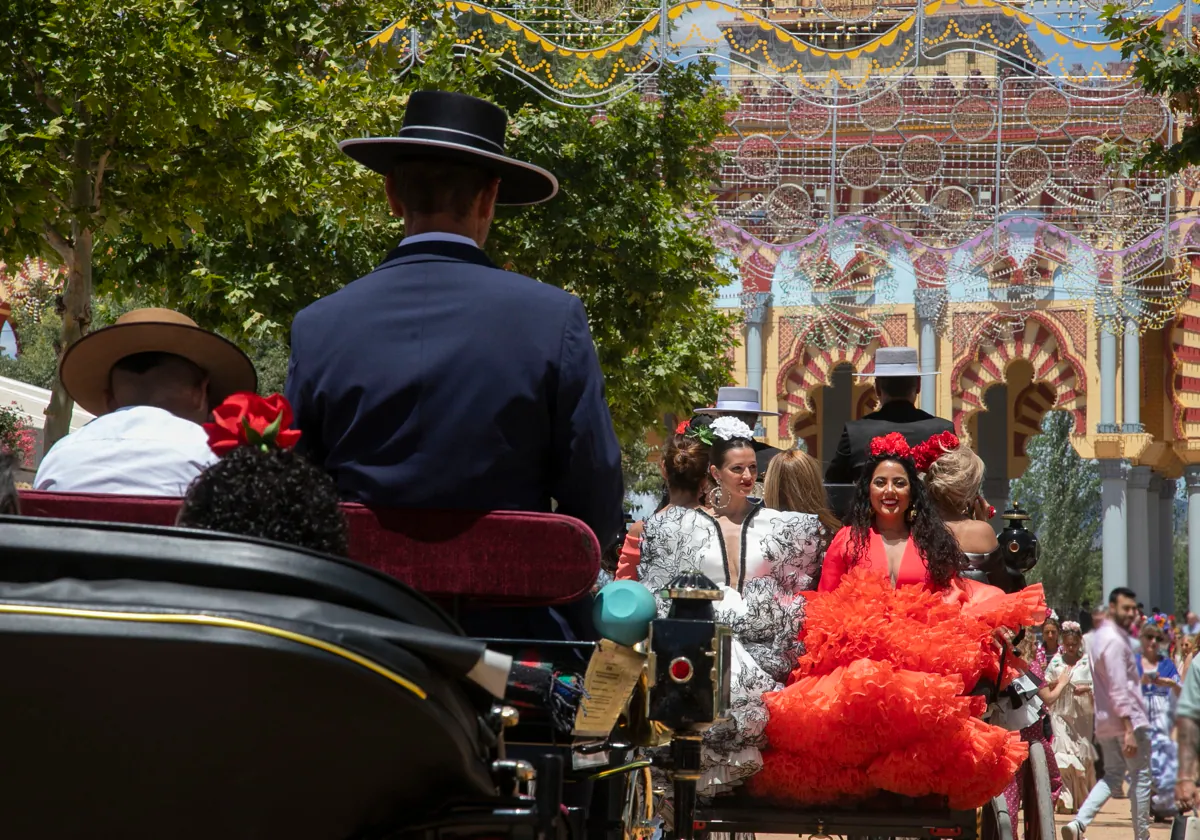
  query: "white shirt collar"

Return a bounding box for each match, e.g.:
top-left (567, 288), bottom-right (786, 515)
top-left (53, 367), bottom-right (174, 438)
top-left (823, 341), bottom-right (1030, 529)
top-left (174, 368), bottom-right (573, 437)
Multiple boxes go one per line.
top-left (402, 232), bottom-right (480, 248)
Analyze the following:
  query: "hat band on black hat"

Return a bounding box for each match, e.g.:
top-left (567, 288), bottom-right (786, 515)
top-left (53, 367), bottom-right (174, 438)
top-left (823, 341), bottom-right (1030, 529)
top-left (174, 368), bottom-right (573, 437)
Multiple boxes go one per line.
top-left (398, 125), bottom-right (505, 153)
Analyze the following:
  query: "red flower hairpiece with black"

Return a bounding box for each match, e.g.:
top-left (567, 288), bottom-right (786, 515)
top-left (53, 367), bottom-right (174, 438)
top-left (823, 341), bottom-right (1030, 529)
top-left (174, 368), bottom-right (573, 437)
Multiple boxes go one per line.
top-left (912, 431), bottom-right (961, 472)
top-left (868, 432), bottom-right (911, 460)
top-left (675, 420), bottom-right (690, 435)
top-left (204, 392), bottom-right (302, 456)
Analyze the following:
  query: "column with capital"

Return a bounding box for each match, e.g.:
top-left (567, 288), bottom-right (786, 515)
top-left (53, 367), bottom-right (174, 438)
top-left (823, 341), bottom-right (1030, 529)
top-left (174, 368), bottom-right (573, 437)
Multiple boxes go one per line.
top-left (1187, 467), bottom-right (1200, 613)
top-left (914, 288), bottom-right (945, 415)
top-left (1148, 474), bottom-right (1163, 610)
top-left (1099, 324), bottom-right (1118, 432)
top-left (1127, 466), bottom-right (1152, 605)
top-left (743, 293), bottom-right (771, 418)
top-left (1100, 459), bottom-right (1130, 597)
top-left (1160, 479), bottom-right (1177, 615)
top-left (1123, 319), bottom-right (1142, 432)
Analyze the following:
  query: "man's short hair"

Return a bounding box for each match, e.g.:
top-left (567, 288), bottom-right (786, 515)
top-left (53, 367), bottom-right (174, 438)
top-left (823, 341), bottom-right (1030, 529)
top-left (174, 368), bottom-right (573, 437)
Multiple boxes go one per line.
top-left (390, 158), bottom-right (495, 218)
top-left (112, 351), bottom-right (205, 383)
top-left (877, 375), bottom-right (920, 400)
top-left (1110, 586), bottom-right (1137, 604)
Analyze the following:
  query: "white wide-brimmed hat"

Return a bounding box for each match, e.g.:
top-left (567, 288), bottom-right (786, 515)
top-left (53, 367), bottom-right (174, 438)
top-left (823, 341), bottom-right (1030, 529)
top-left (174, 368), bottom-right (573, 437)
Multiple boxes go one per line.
top-left (854, 347), bottom-right (938, 378)
top-left (694, 387), bottom-right (779, 417)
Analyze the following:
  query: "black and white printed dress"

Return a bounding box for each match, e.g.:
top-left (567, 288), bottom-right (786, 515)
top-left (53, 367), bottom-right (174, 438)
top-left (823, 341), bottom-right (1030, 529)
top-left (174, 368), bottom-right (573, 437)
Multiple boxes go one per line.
top-left (637, 503), bottom-right (828, 794)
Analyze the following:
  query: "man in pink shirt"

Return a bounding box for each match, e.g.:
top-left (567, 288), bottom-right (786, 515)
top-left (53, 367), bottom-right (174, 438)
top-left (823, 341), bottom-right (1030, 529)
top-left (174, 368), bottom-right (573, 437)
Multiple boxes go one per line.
top-left (1062, 587), bottom-right (1151, 840)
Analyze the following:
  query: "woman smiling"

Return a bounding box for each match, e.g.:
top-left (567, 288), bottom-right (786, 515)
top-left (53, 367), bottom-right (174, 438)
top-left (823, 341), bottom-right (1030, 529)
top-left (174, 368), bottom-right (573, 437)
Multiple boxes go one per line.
top-left (818, 431), bottom-right (965, 592)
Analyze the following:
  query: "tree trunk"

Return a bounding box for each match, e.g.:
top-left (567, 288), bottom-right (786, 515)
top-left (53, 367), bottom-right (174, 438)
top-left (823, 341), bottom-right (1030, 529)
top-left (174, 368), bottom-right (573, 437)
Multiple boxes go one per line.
top-left (41, 138), bottom-right (94, 457)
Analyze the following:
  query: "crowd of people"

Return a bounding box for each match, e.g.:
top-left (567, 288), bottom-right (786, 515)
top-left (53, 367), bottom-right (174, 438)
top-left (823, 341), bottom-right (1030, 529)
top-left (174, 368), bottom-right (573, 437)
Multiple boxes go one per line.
top-left (12, 87), bottom-right (1200, 833)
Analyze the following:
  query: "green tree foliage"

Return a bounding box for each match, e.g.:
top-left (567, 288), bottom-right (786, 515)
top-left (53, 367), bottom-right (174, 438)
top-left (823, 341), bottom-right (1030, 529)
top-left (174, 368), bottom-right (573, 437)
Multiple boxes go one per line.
top-left (1100, 5), bottom-right (1200, 174)
top-left (622, 436), bottom-right (666, 503)
top-left (0, 310), bottom-right (61, 391)
top-left (1011, 411), bottom-right (1103, 612)
top-left (0, 0), bottom-right (413, 451)
top-left (4, 3), bottom-right (734, 449)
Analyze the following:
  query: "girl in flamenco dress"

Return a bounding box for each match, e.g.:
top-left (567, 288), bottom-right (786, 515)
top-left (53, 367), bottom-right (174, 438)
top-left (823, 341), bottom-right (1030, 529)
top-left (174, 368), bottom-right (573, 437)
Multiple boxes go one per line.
top-left (636, 416), bottom-right (830, 795)
top-left (753, 432), bottom-right (1048, 812)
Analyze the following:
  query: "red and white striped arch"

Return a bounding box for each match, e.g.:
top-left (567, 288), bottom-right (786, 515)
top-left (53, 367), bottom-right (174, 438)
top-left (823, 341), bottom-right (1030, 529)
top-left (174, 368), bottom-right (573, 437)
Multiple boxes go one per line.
top-left (952, 313), bottom-right (1087, 435)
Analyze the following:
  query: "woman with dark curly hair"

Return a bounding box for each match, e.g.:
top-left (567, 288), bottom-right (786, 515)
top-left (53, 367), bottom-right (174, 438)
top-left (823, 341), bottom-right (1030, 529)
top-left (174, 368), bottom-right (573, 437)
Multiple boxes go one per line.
top-left (178, 392), bottom-right (348, 556)
top-left (818, 431), bottom-right (964, 591)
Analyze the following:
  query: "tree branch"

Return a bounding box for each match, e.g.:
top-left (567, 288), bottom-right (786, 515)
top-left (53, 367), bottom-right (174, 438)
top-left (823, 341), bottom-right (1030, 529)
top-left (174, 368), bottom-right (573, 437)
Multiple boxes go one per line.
top-left (18, 57), bottom-right (63, 116)
top-left (93, 148), bottom-right (111, 208)
top-left (42, 223), bottom-right (72, 264)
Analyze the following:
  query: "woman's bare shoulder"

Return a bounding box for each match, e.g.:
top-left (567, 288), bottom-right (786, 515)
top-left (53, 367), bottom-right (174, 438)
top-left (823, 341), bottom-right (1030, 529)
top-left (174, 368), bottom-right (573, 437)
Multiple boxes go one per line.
top-left (947, 519), bottom-right (999, 553)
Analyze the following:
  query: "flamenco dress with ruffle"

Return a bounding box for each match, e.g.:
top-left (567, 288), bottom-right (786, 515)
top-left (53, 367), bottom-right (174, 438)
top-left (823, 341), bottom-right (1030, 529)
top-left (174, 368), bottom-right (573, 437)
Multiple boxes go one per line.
top-left (750, 525), bottom-right (1049, 811)
top-left (636, 503), bottom-right (828, 795)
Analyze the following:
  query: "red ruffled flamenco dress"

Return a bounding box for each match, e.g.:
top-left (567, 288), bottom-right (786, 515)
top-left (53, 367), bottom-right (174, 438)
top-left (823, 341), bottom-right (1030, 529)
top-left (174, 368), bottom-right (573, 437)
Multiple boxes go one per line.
top-left (749, 541), bottom-right (1047, 811)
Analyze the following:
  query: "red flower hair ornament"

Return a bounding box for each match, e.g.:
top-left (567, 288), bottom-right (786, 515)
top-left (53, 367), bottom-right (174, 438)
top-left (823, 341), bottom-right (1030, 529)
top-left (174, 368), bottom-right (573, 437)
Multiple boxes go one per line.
top-left (868, 432), bottom-right (912, 460)
top-left (204, 392), bottom-right (302, 456)
top-left (912, 431), bottom-right (961, 472)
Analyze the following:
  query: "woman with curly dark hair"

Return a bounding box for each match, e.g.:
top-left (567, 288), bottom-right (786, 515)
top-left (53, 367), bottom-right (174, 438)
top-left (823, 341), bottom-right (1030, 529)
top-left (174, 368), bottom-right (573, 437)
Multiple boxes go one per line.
top-left (177, 392), bottom-right (348, 556)
top-left (818, 431), bottom-right (964, 591)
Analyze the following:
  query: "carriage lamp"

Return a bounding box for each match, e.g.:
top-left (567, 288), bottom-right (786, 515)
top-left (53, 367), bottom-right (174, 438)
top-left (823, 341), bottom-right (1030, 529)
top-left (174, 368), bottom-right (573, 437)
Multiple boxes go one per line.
top-left (647, 571), bottom-right (731, 730)
top-left (998, 506), bottom-right (1038, 573)
top-left (646, 571), bottom-right (732, 840)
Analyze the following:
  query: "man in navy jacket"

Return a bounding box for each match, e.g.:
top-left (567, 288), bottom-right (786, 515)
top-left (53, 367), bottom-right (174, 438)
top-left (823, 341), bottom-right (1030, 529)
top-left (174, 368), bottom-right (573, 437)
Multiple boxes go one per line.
top-left (285, 91), bottom-right (624, 559)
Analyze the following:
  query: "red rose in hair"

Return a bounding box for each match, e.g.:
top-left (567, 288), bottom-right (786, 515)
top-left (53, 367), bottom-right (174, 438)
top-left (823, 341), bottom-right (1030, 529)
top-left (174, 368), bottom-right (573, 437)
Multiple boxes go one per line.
top-left (912, 431), bottom-right (961, 472)
top-left (675, 420), bottom-right (690, 435)
top-left (868, 432), bottom-right (911, 460)
top-left (205, 392), bottom-right (302, 456)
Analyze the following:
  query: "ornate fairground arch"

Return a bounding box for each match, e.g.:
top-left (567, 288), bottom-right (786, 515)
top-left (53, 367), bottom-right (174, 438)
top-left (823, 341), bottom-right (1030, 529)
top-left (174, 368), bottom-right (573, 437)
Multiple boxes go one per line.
top-left (950, 311), bottom-right (1087, 439)
top-left (776, 312), bottom-right (907, 456)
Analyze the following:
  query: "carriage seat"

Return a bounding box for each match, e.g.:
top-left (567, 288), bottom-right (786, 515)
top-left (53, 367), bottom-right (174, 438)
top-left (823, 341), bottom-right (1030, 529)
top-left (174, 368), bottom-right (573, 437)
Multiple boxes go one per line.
top-left (17, 491), bottom-right (600, 607)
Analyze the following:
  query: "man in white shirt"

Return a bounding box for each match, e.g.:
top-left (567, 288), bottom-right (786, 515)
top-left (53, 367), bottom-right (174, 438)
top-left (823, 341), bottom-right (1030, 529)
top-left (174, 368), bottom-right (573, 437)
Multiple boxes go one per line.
top-left (35, 308), bottom-right (257, 496)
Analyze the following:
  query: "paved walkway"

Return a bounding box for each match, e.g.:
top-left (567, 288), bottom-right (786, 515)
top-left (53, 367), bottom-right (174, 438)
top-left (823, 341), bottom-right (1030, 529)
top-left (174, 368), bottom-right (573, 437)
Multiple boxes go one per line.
top-left (755, 798), bottom-right (1164, 840)
top-left (1056, 797), bottom-right (1173, 840)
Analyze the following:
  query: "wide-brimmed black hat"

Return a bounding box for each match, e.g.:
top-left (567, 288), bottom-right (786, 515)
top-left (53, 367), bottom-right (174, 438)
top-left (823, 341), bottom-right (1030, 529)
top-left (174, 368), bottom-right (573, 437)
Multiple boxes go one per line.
top-left (339, 90), bottom-right (558, 206)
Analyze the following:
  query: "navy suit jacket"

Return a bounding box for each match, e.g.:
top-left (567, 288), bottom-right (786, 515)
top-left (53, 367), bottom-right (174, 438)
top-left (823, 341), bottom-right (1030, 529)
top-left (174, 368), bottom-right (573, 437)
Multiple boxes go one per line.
top-left (285, 239), bottom-right (625, 551)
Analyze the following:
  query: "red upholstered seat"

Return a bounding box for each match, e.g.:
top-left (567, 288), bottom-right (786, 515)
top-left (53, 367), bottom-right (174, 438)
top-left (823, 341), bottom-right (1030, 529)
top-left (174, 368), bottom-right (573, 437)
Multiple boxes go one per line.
top-left (15, 491), bottom-right (599, 605)
top-left (18, 490), bottom-right (182, 527)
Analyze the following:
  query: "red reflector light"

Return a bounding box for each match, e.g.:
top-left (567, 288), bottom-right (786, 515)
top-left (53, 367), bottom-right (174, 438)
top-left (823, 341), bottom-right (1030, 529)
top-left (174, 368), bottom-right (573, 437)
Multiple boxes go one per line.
top-left (669, 657), bottom-right (693, 682)
top-left (930, 829), bottom-right (962, 837)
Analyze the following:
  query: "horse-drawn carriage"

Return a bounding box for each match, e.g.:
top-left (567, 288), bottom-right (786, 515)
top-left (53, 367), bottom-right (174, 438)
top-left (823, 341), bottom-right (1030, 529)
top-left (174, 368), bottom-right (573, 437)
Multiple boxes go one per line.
top-left (0, 490), bottom-right (1051, 840)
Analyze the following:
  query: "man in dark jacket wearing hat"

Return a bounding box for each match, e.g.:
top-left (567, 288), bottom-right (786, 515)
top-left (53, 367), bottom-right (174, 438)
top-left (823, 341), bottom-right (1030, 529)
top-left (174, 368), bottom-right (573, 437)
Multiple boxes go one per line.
top-left (285, 92), bottom-right (623, 637)
top-left (824, 346), bottom-right (954, 485)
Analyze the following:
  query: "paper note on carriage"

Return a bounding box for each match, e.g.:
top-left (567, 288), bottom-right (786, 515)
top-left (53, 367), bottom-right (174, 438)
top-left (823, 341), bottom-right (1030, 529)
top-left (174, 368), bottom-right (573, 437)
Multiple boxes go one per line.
top-left (572, 639), bottom-right (646, 738)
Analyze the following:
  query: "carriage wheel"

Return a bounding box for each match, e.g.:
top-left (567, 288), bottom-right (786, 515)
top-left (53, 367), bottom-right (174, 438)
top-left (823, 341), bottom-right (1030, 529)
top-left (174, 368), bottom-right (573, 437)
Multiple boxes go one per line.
top-left (981, 793), bottom-right (1014, 840)
top-left (621, 765), bottom-right (656, 840)
top-left (1024, 741), bottom-right (1056, 840)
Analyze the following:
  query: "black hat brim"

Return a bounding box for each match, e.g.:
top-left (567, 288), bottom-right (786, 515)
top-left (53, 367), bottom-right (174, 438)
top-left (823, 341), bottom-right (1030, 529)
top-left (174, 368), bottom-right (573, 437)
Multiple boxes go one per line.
top-left (339, 137), bottom-right (558, 206)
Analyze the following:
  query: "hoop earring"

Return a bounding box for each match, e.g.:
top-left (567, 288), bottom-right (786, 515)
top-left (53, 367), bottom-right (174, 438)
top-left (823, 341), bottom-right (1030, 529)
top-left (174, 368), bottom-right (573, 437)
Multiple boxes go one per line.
top-left (710, 484), bottom-right (727, 509)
